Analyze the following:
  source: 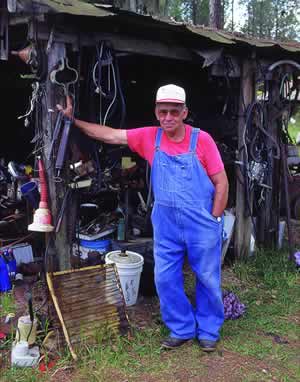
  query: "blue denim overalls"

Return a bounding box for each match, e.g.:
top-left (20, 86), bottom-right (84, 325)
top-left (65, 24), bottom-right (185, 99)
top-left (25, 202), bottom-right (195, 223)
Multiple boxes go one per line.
top-left (151, 127), bottom-right (224, 341)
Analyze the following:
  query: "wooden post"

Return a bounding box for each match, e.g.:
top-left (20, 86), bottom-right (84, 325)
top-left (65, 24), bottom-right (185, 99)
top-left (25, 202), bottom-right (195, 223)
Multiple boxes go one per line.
top-left (256, 74), bottom-right (281, 248)
top-left (280, 144), bottom-right (294, 259)
top-left (268, 81), bottom-right (281, 248)
top-left (234, 59), bottom-right (255, 258)
top-left (42, 42), bottom-right (72, 271)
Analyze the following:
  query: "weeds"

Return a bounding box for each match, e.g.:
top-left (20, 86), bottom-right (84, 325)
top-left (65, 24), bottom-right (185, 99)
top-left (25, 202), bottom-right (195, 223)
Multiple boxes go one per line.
top-left (1, 249), bottom-right (299, 381)
top-left (223, 249), bottom-right (299, 380)
top-left (0, 292), bottom-right (16, 318)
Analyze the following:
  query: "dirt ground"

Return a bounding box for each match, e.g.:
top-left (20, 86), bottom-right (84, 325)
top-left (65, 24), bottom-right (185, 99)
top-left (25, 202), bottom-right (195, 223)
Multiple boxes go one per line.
top-left (1, 267), bottom-right (296, 382)
top-left (1, 222), bottom-right (299, 381)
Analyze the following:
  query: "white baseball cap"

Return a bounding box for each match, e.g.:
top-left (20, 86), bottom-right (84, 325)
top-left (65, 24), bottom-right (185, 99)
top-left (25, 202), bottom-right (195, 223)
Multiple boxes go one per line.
top-left (156, 84), bottom-right (186, 104)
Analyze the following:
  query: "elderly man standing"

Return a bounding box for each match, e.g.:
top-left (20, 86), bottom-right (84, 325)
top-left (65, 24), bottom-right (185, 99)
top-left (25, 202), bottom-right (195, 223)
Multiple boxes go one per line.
top-left (58, 84), bottom-right (229, 352)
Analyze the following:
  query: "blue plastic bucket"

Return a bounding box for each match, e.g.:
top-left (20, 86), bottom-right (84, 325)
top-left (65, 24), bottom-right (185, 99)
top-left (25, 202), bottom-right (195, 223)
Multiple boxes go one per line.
top-left (79, 239), bottom-right (111, 254)
top-left (20, 181), bottom-right (40, 209)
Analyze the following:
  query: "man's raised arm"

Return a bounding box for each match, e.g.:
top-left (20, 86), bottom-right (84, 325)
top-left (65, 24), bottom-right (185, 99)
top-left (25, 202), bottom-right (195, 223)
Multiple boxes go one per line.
top-left (57, 96), bottom-right (128, 145)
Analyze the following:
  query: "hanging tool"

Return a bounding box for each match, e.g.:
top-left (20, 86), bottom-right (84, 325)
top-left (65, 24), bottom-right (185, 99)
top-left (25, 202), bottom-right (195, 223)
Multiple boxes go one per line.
top-left (55, 188), bottom-right (72, 233)
top-left (55, 117), bottom-right (73, 179)
top-left (48, 110), bottom-right (73, 179)
top-left (92, 42), bottom-right (126, 127)
top-left (50, 57), bottom-right (78, 180)
top-left (50, 57), bottom-right (78, 97)
top-left (48, 111), bottom-right (63, 161)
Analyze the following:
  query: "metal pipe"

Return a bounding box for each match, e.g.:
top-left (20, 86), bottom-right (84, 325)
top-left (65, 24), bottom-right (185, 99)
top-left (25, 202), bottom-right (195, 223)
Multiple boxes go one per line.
top-left (268, 60), bottom-right (300, 72)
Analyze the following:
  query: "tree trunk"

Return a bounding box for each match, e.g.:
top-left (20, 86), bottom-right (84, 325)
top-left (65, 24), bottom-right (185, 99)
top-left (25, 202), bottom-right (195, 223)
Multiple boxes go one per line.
top-left (274, 4), bottom-right (279, 39)
top-left (129, 0), bottom-right (137, 12)
top-left (209, 0), bottom-right (223, 29)
top-left (163, 0), bottom-right (169, 17)
top-left (192, 0), bottom-right (197, 25)
top-left (231, 0), bottom-right (234, 32)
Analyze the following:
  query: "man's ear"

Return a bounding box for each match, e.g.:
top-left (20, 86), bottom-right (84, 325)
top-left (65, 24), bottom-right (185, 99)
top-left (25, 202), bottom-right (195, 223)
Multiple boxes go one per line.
top-left (183, 107), bottom-right (188, 120)
top-left (154, 107), bottom-right (159, 121)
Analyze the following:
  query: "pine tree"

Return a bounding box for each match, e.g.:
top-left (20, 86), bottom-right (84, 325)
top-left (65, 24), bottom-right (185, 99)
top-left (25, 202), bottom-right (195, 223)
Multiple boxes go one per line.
top-left (239, 0), bottom-right (299, 40)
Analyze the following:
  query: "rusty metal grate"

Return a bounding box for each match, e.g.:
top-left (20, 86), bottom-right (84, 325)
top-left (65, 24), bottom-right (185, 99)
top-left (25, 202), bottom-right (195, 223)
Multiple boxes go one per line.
top-left (47, 264), bottom-right (129, 360)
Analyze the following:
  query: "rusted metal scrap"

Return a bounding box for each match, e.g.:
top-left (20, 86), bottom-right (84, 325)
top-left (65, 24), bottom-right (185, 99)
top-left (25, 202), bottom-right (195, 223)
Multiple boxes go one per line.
top-left (46, 264), bottom-right (129, 360)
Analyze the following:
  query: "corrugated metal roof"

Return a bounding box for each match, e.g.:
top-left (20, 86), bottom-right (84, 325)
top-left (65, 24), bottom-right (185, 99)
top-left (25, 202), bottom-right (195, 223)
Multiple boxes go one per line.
top-left (44, 0), bottom-right (113, 16)
top-left (211, 29), bottom-right (300, 53)
top-left (9, 1), bottom-right (300, 54)
top-left (14, 0), bottom-right (114, 17)
top-left (156, 17), bottom-right (300, 53)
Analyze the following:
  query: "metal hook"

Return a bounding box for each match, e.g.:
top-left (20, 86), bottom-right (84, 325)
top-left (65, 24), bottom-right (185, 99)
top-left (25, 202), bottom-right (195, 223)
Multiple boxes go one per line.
top-left (50, 57), bottom-right (78, 96)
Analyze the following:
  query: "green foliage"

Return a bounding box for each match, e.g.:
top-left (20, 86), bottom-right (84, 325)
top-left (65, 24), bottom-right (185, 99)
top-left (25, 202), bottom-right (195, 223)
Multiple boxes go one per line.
top-left (239, 0), bottom-right (299, 40)
top-left (168, 0), bottom-right (185, 21)
top-left (168, 0), bottom-right (210, 24)
top-left (168, 0), bottom-right (230, 26)
top-left (288, 111), bottom-right (300, 143)
top-left (167, 0), bottom-right (299, 40)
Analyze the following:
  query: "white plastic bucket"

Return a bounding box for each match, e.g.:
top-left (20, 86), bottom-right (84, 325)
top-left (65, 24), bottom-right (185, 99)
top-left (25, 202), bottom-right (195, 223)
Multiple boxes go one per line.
top-left (105, 250), bottom-right (144, 306)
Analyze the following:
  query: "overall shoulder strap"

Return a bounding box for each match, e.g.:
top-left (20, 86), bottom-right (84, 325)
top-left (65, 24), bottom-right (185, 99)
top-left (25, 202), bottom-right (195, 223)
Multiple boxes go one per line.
top-left (155, 128), bottom-right (163, 150)
top-left (189, 128), bottom-right (200, 152)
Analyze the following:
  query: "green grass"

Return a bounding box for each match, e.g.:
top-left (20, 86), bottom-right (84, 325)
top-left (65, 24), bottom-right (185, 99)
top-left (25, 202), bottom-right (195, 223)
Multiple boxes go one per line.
top-left (0, 292), bottom-right (16, 318)
top-left (1, 368), bottom-right (45, 382)
top-left (288, 111), bottom-right (300, 143)
top-left (222, 249), bottom-right (299, 380)
top-left (1, 250), bottom-right (299, 382)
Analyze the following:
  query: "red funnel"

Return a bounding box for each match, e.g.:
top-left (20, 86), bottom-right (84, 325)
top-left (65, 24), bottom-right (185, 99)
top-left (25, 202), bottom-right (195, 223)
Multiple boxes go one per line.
top-left (28, 158), bottom-right (54, 232)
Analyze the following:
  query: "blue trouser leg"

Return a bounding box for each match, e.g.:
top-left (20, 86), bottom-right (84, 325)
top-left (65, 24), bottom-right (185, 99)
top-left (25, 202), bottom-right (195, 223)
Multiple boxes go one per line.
top-left (184, 209), bottom-right (224, 341)
top-left (187, 242), bottom-right (224, 341)
top-left (152, 205), bottom-right (196, 339)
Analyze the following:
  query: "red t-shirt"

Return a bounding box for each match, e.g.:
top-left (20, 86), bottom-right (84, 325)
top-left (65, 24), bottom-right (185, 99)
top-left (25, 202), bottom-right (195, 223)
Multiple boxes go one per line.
top-left (126, 124), bottom-right (224, 176)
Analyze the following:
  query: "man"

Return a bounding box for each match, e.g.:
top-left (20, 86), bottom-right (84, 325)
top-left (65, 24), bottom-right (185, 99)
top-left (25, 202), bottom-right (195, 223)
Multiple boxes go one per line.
top-left (58, 84), bottom-right (228, 352)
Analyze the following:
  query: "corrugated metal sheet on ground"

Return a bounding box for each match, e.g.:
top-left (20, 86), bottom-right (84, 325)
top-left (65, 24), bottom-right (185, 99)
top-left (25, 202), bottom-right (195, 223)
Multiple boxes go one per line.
top-left (47, 264), bottom-right (129, 350)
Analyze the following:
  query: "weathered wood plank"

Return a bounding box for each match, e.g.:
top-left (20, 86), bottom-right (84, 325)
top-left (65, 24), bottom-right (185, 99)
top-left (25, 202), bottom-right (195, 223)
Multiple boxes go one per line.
top-left (31, 24), bottom-right (193, 61)
top-left (56, 288), bottom-right (125, 306)
top-left (257, 75), bottom-right (281, 247)
top-left (43, 42), bottom-right (72, 271)
top-left (234, 59), bottom-right (255, 258)
top-left (59, 301), bottom-right (126, 319)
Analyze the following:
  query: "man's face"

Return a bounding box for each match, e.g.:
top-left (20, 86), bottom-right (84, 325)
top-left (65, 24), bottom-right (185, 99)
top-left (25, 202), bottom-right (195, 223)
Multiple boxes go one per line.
top-left (155, 102), bottom-right (188, 134)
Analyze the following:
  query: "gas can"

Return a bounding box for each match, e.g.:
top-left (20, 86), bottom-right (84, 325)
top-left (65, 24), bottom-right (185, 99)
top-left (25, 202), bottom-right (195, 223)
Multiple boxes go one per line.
top-left (7, 248), bottom-right (17, 279)
top-left (0, 251), bottom-right (12, 292)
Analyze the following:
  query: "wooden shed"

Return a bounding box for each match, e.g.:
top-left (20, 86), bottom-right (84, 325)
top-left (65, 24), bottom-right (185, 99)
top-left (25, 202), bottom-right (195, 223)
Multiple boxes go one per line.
top-left (1, 0), bottom-right (300, 272)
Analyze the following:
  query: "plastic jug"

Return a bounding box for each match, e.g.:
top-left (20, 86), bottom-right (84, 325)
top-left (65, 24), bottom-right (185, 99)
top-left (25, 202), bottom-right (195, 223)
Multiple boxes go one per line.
top-left (3, 248), bottom-right (17, 279)
top-left (0, 252), bottom-right (12, 292)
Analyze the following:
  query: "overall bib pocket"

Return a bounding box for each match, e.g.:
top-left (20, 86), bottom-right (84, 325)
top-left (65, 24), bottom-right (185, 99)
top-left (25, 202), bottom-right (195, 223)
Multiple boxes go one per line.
top-left (158, 159), bottom-right (178, 192)
top-left (175, 156), bottom-right (193, 191)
